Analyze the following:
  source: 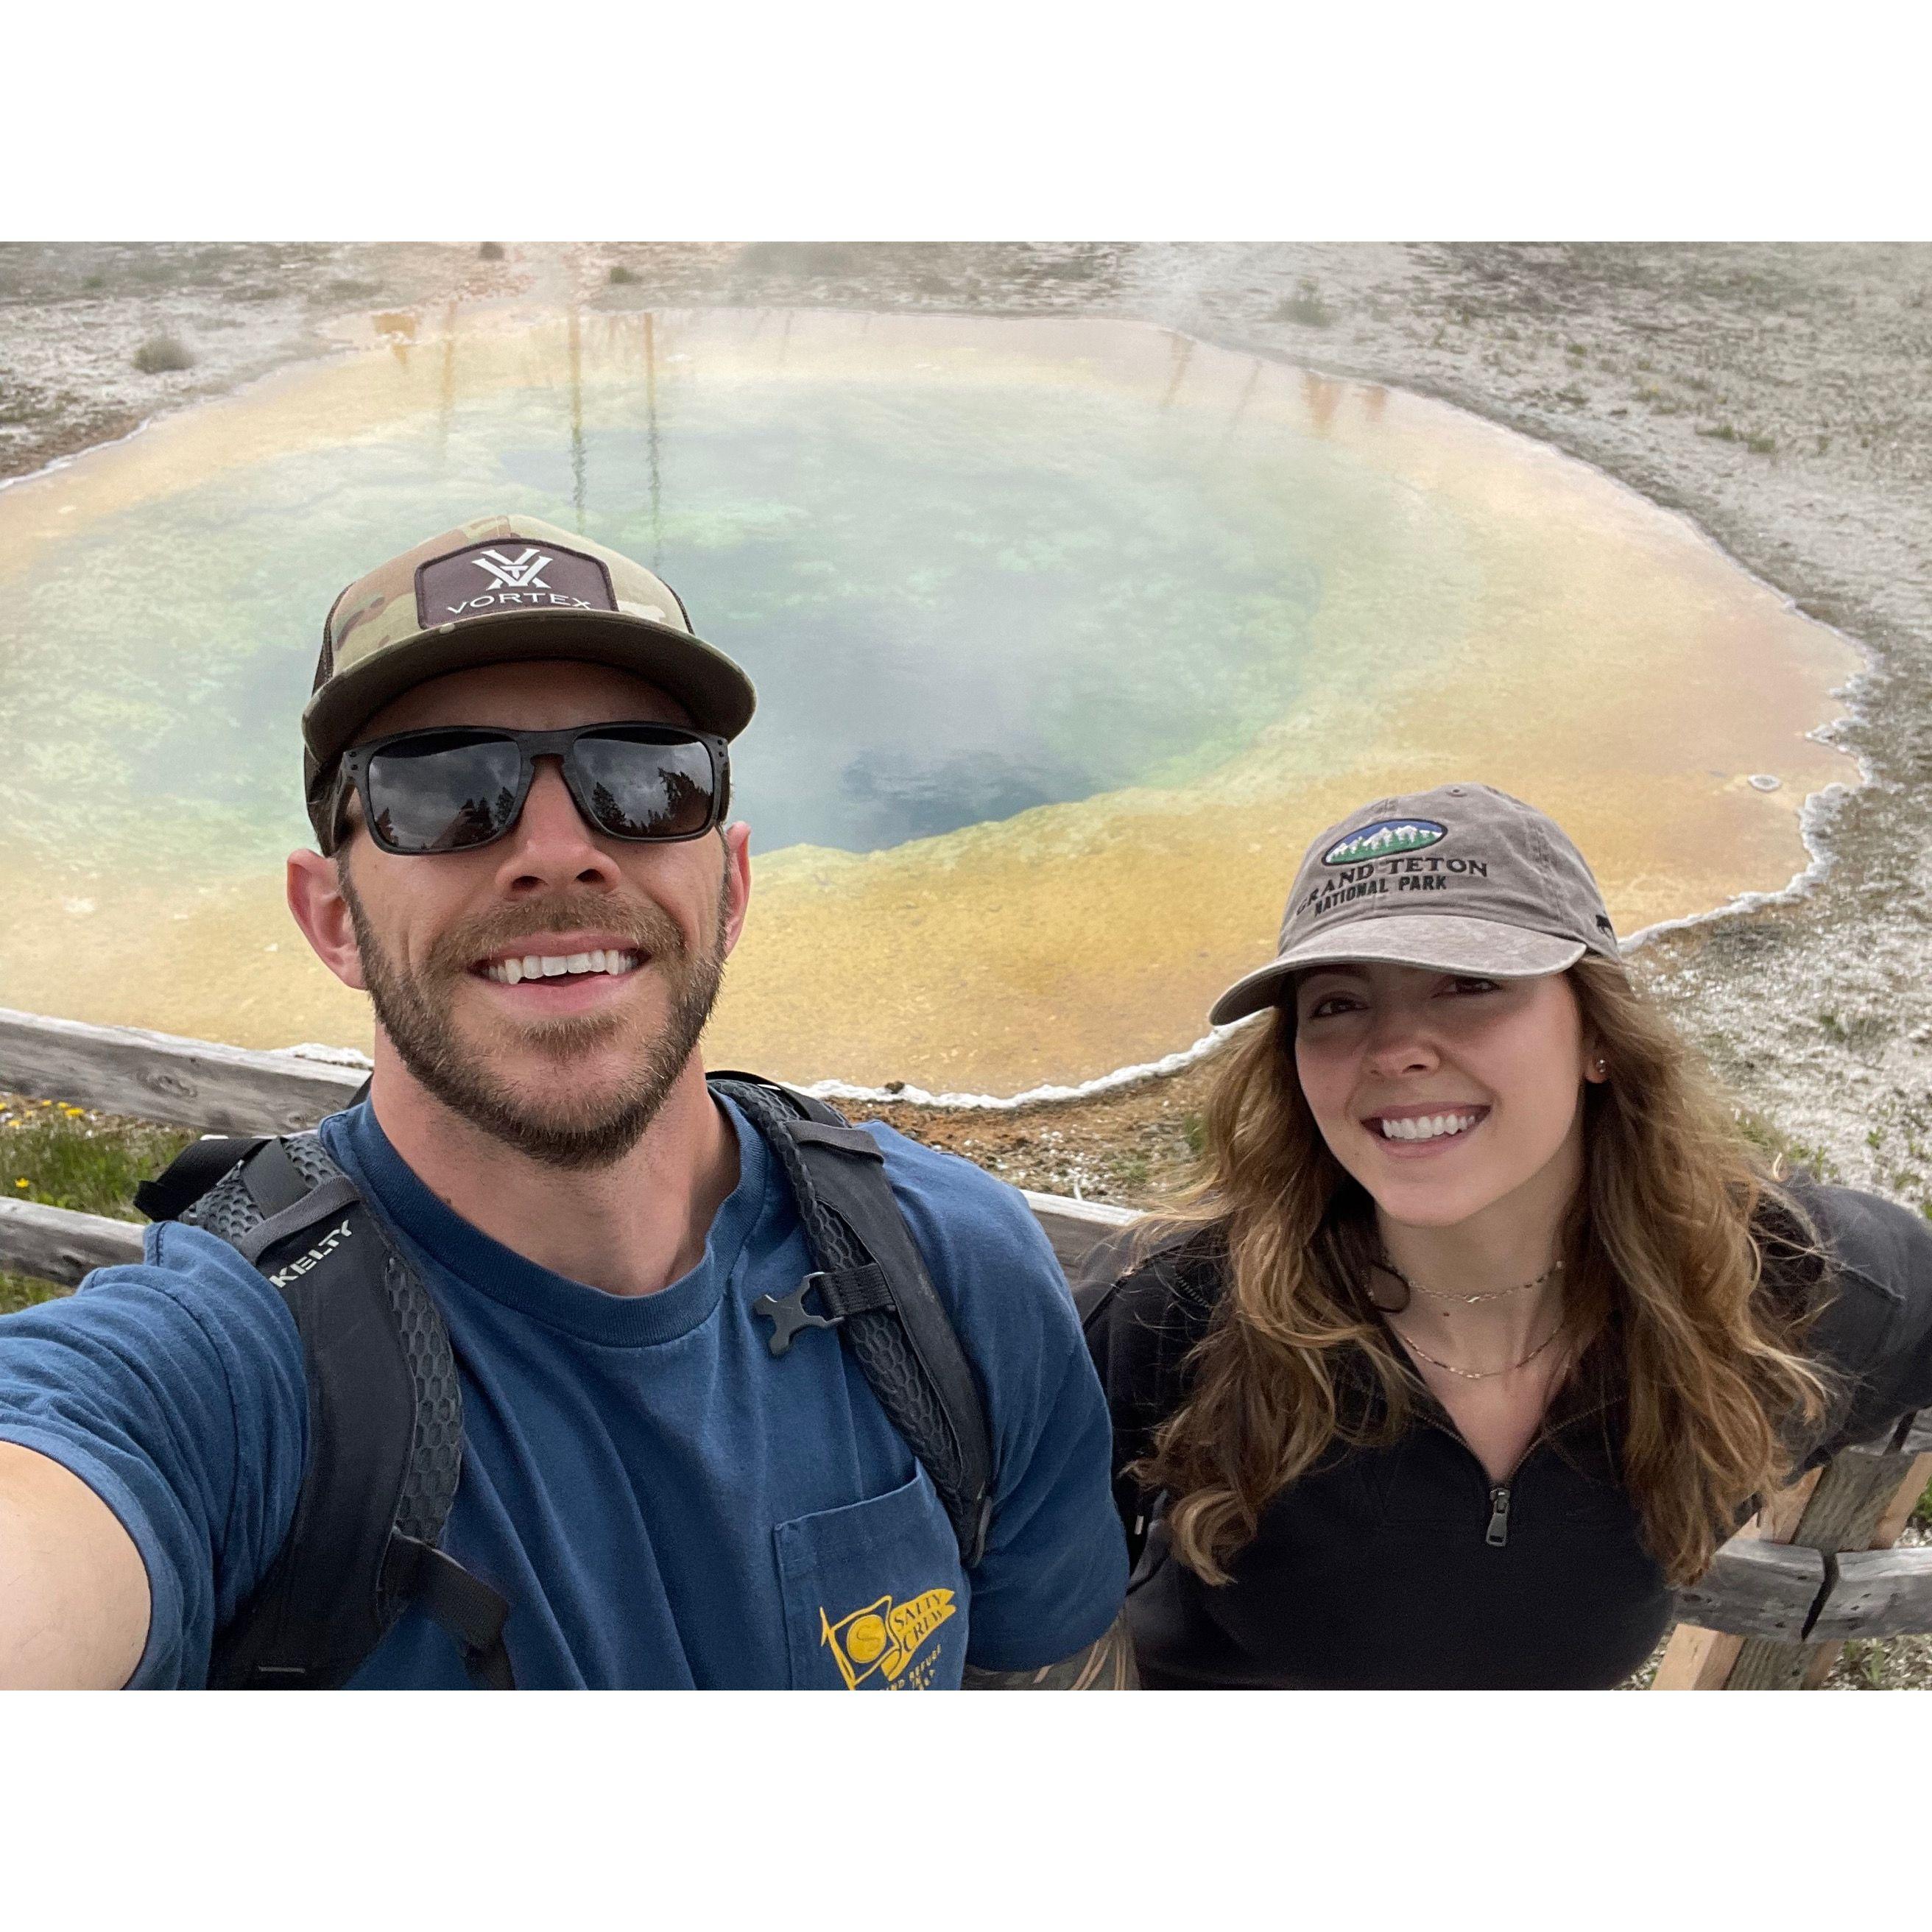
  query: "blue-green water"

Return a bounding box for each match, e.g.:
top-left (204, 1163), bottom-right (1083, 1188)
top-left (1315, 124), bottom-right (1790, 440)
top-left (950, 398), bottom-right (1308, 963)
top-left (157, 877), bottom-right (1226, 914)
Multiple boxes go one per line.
top-left (0, 318), bottom-right (1459, 877)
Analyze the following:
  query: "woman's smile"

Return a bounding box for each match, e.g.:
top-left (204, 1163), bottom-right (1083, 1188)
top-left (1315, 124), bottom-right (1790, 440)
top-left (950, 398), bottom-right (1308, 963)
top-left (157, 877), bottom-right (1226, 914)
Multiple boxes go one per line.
top-left (1360, 1102), bottom-right (1492, 1157)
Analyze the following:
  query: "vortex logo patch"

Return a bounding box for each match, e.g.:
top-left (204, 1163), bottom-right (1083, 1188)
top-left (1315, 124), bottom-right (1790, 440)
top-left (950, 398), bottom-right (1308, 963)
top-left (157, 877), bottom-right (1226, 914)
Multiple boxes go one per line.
top-left (471, 547), bottom-right (554, 590)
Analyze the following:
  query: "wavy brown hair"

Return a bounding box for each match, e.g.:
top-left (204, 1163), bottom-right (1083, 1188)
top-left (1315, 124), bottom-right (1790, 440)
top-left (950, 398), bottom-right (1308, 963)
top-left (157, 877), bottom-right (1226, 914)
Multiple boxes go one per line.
top-left (1135, 956), bottom-right (1835, 1587)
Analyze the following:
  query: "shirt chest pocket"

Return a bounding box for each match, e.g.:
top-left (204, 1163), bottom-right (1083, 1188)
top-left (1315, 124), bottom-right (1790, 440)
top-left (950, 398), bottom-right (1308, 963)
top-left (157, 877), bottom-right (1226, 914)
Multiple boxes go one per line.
top-left (774, 1470), bottom-right (967, 1691)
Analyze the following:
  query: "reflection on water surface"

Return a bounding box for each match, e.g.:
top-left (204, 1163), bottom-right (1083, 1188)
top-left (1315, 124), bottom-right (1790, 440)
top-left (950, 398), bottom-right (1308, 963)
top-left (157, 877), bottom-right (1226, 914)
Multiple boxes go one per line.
top-left (0, 307), bottom-right (1860, 1095)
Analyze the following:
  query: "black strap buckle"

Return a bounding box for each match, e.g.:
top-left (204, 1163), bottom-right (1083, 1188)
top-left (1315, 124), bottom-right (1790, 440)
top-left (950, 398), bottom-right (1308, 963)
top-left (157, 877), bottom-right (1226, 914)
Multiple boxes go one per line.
top-left (754, 1273), bottom-right (845, 1357)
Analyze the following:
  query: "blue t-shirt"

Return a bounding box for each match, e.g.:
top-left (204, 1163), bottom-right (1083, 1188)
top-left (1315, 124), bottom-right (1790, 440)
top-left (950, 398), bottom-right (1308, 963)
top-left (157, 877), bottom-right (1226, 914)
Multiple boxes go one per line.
top-left (0, 1097), bottom-right (1127, 1688)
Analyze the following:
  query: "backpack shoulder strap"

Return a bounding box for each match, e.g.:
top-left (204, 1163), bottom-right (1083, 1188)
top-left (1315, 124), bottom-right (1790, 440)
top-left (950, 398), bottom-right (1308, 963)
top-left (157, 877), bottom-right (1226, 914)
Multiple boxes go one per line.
top-left (144, 1132), bottom-right (512, 1690)
top-left (133, 1135), bottom-right (267, 1224)
top-left (711, 1074), bottom-right (997, 1568)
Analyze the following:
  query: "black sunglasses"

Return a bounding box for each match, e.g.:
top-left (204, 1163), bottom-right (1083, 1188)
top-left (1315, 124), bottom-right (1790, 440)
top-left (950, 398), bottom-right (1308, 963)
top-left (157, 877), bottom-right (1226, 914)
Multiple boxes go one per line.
top-left (334, 722), bottom-right (732, 856)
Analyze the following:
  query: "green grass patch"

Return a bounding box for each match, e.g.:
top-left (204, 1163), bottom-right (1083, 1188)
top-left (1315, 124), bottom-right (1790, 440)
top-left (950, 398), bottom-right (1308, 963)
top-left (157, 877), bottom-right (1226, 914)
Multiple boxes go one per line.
top-left (1818, 1009), bottom-right (1888, 1048)
top-left (1736, 1107), bottom-right (1841, 1182)
top-left (3, 1103), bottom-right (194, 1218)
top-left (1, 1101), bottom-right (194, 1314)
top-left (1839, 1637), bottom-right (1889, 1688)
top-left (0, 1271), bottom-right (66, 1316)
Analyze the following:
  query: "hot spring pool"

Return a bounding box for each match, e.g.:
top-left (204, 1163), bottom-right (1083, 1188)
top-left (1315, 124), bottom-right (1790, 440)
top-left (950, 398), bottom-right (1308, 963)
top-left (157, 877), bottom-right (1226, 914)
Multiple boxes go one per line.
top-left (0, 306), bottom-right (1861, 1096)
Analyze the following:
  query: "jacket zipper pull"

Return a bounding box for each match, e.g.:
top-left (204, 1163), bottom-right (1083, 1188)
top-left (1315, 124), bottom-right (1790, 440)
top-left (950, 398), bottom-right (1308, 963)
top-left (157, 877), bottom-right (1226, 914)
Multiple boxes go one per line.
top-left (1484, 1484), bottom-right (1512, 1548)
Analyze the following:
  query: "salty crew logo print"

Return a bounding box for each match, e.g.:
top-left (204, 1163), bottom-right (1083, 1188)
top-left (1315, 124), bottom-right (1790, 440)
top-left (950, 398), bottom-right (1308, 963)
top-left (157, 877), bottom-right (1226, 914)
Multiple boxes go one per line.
top-left (819, 1588), bottom-right (958, 1690)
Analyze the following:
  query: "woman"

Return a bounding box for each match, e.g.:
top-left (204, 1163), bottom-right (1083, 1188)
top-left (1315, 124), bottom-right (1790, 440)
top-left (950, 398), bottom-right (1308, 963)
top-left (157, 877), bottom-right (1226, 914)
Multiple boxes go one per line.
top-left (1082, 783), bottom-right (1932, 1689)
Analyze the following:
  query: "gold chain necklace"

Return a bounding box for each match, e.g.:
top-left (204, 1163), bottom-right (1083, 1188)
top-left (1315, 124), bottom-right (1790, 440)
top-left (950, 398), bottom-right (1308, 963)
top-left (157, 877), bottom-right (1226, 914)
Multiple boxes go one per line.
top-left (1374, 1255), bottom-right (1562, 1307)
top-left (1387, 1314), bottom-right (1567, 1383)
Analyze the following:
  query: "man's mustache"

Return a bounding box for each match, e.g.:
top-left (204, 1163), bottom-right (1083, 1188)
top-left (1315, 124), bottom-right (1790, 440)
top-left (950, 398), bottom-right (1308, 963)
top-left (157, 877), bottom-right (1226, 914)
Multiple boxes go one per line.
top-left (428, 897), bottom-right (689, 976)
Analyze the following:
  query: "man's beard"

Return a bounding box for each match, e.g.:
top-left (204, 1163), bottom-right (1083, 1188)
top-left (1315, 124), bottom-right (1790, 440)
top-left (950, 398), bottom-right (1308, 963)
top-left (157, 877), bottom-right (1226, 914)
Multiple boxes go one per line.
top-left (337, 860), bottom-right (732, 1172)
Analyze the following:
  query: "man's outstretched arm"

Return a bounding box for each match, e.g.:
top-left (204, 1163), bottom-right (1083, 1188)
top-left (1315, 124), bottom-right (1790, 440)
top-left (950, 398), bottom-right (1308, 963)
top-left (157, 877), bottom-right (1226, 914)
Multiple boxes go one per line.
top-left (0, 1442), bottom-right (150, 1689)
top-left (962, 1607), bottom-right (1138, 1689)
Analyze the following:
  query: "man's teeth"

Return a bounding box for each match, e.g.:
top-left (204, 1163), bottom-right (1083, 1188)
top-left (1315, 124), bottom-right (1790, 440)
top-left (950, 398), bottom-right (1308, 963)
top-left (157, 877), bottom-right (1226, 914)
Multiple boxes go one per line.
top-left (1378, 1112), bottom-right (1481, 1142)
top-left (482, 949), bottom-right (641, 986)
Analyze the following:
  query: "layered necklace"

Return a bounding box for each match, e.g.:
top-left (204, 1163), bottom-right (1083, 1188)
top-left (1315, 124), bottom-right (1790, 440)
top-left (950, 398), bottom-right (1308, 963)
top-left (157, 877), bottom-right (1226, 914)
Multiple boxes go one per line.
top-left (1373, 1255), bottom-right (1566, 1382)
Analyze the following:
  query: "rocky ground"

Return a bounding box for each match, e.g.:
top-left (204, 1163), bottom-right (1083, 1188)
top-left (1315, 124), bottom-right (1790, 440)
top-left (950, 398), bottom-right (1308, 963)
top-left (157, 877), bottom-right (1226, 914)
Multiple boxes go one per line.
top-left (4, 239), bottom-right (1929, 1685)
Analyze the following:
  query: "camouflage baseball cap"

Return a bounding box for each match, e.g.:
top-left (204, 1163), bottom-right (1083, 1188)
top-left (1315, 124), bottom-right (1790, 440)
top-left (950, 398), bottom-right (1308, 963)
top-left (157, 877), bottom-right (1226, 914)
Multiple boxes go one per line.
top-left (1208, 783), bottom-right (1625, 1027)
top-left (302, 515), bottom-right (755, 841)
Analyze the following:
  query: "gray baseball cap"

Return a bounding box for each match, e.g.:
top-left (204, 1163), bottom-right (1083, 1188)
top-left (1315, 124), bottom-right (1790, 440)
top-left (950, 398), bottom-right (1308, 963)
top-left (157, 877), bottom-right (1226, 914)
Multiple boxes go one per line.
top-left (1208, 783), bottom-right (1625, 1027)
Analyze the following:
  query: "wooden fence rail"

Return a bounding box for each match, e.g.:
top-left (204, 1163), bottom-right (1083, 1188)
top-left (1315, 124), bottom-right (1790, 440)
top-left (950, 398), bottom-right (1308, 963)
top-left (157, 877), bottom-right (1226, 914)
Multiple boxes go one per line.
top-left (2, 1006), bottom-right (1925, 1686)
top-left (0, 1006), bottom-right (1135, 1267)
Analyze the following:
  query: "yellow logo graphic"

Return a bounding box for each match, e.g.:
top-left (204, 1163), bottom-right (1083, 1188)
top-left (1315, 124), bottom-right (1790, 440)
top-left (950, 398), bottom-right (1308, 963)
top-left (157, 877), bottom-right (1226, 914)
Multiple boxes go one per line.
top-left (819, 1588), bottom-right (958, 1690)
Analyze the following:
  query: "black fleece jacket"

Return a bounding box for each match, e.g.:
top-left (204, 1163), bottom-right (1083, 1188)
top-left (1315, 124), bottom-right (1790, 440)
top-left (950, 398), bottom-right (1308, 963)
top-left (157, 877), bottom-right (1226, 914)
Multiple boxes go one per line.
top-left (1079, 1180), bottom-right (1932, 1690)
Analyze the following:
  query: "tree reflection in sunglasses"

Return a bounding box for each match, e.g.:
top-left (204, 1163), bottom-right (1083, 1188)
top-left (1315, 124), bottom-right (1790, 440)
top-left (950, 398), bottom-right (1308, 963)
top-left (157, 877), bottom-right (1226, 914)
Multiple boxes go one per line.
top-left (372, 767), bottom-right (706, 852)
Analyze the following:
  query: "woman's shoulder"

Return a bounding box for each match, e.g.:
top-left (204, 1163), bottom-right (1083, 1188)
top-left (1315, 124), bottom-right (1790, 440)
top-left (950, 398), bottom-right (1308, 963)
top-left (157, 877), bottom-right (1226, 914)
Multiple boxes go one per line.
top-left (1074, 1219), bottom-right (1228, 1433)
top-left (1765, 1174), bottom-right (1932, 1329)
top-left (1762, 1174), bottom-right (1932, 1446)
top-left (1073, 1219), bottom-right (1227, 1333)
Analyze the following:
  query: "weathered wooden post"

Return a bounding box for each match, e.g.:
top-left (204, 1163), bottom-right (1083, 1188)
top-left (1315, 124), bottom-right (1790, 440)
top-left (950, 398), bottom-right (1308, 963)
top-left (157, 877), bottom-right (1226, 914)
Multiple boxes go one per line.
top-left (1654, 1411), bottom-right (1931, 1689)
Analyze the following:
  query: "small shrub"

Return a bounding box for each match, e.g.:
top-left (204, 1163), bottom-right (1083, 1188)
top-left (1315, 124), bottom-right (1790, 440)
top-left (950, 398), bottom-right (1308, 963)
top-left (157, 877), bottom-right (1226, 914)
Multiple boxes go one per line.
top-left (1274, 276), bottom-right (1332, 328)
top-left (608, 264), bottom-right (640, 286)
top-left (1746, 431), bottom-right (1776, 456)
top-left (478, 242), bottom-right (505, 261)
top-left (736, 240), bottom-right (868, 279)
top-left (1697, 423), bottom-right (1740, 443)
top-left (132, 334), bottom-right (194, 374)
top-left (1819, 1009), bottom-right (1886, 1048)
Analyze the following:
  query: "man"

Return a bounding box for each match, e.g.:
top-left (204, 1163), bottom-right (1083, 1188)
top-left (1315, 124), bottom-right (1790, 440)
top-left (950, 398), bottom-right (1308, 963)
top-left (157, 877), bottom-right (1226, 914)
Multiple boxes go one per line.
top-left (0, 515), bottom-right (1132, 1689)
